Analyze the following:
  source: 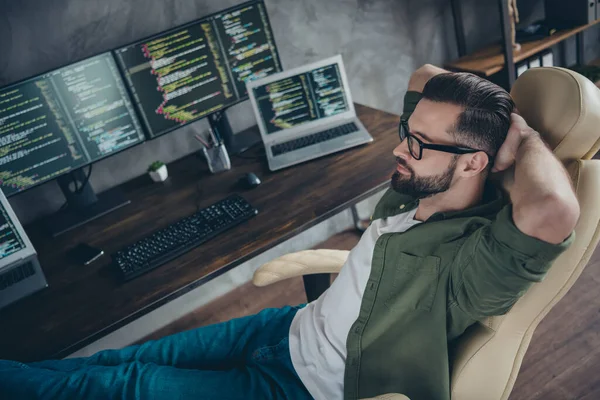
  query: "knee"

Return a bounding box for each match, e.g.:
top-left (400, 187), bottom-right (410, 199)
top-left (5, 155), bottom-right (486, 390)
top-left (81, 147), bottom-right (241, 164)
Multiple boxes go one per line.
top-left (0, 359), bottom-right (29, 371)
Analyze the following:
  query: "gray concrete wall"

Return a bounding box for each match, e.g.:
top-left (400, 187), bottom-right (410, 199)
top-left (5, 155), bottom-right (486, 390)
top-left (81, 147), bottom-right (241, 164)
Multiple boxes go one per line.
top-left (0, 0), bottom-right (451, 224)
top-left (0, 0), bottom-right (599, 225)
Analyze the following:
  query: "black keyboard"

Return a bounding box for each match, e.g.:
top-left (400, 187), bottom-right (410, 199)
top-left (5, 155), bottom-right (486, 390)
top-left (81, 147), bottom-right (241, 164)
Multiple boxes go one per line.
top-left (271, 122), bottom-right (358, 156)
top-left (112, 195), bottom-right (258, 282)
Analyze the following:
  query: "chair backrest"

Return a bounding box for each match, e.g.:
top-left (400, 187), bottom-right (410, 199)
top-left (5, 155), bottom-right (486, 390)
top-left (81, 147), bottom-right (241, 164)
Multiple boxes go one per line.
top-left (449, 67), bottom-right (600, 400)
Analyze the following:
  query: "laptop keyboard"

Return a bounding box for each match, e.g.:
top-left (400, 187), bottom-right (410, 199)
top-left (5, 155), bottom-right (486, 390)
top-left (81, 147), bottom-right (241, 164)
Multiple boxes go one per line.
top-left (271, 122), bottom-right (358, 157)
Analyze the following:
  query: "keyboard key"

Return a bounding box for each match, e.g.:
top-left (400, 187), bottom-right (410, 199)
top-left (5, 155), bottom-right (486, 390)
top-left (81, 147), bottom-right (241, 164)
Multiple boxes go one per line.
top-left (112, 195), bottom-right (258, 282)
top-left (271, 122), bottom-right (358, 156)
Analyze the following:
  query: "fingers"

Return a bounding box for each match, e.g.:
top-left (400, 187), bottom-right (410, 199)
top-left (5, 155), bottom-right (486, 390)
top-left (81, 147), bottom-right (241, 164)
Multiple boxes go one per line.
top-left (509, 113), bottom-right (538, 141)
top-left (491, 113), bottom-right (530, 172)
top-left (509, 112), bottom-right (528, 129)
top-left (491, 145), bottom-right (517, 173)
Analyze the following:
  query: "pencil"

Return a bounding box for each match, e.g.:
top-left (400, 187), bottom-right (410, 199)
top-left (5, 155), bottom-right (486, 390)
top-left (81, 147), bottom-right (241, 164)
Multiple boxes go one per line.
top-left (194, 133), bottom-right (210, 148)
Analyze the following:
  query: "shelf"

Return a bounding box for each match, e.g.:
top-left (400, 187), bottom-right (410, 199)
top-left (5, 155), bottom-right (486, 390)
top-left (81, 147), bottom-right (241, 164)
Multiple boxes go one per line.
top-left (590, 58), bottom-right (600, 88)
top-left (573, 58), bottom-right (600, 87)
top-left (445, 19), bottom-right (600, 77)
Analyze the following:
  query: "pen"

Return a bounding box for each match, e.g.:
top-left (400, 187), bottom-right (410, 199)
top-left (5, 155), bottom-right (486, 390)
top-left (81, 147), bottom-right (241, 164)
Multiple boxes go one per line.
top-left (194, 133), bottom-right (210, 148)
top-left (207, 128), bottom-right (218, 146)
top-left (210, 126), bottom-right (223, 145)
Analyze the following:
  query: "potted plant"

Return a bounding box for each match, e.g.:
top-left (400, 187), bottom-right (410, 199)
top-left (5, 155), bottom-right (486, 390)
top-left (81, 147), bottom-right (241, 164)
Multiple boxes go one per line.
top-left (148, 161), bottom-right (168, 182)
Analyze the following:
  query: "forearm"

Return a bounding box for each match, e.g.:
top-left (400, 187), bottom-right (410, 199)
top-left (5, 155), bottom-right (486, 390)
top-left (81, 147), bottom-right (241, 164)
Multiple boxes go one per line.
top-left (508, 134), bottom-right (579, 243)
top-left (510, 134), bottom-right (568, 201)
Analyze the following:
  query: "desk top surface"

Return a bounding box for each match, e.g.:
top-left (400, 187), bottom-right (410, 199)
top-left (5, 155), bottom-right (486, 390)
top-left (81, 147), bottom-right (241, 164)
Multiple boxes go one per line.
top-left (0, 103), bottom-right (400, 362)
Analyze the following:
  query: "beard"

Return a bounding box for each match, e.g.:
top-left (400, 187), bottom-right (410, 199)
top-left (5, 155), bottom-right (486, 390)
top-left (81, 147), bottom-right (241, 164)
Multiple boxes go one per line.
top-left (391, 156), bottom-right (458, 199)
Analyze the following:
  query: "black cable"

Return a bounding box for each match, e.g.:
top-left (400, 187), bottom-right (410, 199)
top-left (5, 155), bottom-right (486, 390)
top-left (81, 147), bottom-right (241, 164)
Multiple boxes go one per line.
top-left (233, 147), bottom-right (266, 160)
top-left (58, 165), bottom-right (93, 211)
top-left (59, 201), bottom-right (69, 211)
top-left (71, 172), bottom-right (79, 192)
top-left (76, 164), bottom-right (93, 193)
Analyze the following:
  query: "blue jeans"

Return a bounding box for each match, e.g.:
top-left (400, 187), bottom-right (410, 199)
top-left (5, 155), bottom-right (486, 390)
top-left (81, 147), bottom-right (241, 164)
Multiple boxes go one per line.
top-left (0, 305), bottom-right (311, 400)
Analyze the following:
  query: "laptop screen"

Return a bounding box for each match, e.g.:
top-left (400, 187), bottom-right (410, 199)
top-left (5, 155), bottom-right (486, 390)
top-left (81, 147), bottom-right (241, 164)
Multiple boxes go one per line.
top-left (252, 62), bottom-right (350, 135)
top-left (0, 201), bottom-right (25, 260)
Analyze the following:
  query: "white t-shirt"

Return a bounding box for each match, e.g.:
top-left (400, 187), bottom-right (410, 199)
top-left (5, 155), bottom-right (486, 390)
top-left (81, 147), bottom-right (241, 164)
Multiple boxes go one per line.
top-left (288, 209), bottom-right (422, 400)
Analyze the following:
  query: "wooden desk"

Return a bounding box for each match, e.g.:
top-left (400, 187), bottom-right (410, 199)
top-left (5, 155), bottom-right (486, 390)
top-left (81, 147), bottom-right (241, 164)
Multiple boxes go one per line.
top-left (0, 104), bottom-right (400, 362)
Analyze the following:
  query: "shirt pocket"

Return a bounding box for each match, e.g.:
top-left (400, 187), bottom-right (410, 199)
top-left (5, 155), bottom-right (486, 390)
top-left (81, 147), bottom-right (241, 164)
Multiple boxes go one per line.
top-left (384, 252), bottom-right (441, 312)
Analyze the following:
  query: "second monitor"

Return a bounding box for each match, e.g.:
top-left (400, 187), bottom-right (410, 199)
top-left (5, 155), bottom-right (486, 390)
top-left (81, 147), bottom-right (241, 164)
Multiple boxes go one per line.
top-left (0, 52), bottom-right (145, 198)
top-left (115, 0), bottom-right (282, 139)
top-left (247, 55), bottom-right (373, 171)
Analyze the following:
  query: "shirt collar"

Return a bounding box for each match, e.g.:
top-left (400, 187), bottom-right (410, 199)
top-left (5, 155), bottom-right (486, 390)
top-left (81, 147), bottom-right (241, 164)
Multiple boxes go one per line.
top-left (373, 181), bottom-right (506, 222)
top-left (427, 182), bottom-right (505, 222)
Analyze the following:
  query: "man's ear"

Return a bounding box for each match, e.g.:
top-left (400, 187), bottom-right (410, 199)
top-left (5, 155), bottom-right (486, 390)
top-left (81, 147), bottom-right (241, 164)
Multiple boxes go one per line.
top-left (459, 152), bottom-right (489, 177)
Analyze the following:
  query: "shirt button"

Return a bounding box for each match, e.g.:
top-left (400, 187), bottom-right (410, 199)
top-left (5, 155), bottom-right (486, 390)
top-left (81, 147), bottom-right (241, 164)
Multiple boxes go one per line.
top-left (399, 204), bottom-right (406, 209)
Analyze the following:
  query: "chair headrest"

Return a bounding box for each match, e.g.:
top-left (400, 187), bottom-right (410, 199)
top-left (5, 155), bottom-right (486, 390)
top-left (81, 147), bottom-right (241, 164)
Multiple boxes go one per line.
top-left (510, 67), bottom-right (600, 161)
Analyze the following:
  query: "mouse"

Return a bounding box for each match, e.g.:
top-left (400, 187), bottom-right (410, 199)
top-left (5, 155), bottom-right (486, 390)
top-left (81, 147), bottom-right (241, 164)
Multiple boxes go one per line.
top-left (240, 172), bottom-right (261, 189)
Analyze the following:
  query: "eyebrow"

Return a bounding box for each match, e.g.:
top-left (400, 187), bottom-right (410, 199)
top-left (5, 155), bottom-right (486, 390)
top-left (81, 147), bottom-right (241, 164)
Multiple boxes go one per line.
top-left (404, 119), bottom-right (435, 143)
top-left (412, 129), bottom-right (434, 143)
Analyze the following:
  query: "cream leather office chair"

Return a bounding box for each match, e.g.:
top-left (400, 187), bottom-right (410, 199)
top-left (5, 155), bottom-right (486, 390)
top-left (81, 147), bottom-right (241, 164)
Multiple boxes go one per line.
top-left (252, 67), bottom-right (600, 400)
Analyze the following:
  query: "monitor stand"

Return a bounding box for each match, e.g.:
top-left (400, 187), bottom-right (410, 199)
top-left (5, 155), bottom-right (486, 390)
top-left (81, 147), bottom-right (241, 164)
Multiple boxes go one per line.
top-left (208, 111), bottom-right (261, 155)
top-left (46, 168), bottom-right (130, 237)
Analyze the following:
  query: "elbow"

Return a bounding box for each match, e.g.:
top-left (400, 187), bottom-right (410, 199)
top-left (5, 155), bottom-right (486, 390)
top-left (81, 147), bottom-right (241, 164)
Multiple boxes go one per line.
top-left (515, 193), bottom-right (580, 244)
top-left (408, 64), bottom-right (447, 92)
top-left (560, 194), bottom-right (580, 234)
top-left (550, 191), bottom-right (580, 232)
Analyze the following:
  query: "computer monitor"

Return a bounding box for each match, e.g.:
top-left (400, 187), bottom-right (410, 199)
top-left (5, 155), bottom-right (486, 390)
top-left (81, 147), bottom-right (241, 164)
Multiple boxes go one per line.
top-left (0, 198), bottom-right (27, 260)
top-left (0, 188), bottom-right (48, 309)
top-left (0, 52), bottom-right (146, 235)
top-left (250, 61), bottom-right (351, 135)
top-left (0, 52), bottom-right (145, 197)
top-left (114, 0), bottom-right (282, 150)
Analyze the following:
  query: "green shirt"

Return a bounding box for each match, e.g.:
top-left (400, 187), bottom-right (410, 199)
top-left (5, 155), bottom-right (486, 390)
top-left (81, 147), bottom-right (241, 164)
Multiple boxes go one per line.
top-left (342, 91), bottom-right (574, 400)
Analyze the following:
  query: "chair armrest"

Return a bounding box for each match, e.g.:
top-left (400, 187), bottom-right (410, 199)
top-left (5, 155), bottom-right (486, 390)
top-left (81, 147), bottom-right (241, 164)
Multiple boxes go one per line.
top-left (252, 249), bottom-right (349, 287)
top-left (361, 394), bottom-right (410, 400)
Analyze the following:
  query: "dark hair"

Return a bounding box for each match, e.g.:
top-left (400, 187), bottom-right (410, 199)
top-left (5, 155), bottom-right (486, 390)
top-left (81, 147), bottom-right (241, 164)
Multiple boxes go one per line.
top-left (421, 72), bottom-right (514, 156)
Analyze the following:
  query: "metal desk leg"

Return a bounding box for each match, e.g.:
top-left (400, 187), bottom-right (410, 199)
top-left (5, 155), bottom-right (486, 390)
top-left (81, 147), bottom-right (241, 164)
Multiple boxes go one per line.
top-left (576, 32), bottom-right (585, 66)
top-left (303, 274), bottom-right (330, 302)
top-left (450, 0), bottom-right (467, 57)
top-left (351, 204), bottom-right (369, 233)
top-left (498, 0), bottom-right (516, 89)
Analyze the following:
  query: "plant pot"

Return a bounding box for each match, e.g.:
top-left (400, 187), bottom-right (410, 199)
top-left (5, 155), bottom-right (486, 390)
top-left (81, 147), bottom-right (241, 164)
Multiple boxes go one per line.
top-left (149, 165), bottom-right (168, 182)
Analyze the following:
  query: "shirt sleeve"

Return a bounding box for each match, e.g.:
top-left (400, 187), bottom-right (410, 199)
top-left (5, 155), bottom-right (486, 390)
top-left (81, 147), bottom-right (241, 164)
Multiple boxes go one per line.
top-left (401, 91), bottom-right (423, 121)
top-left (449, 204), bottom-right (574, 319)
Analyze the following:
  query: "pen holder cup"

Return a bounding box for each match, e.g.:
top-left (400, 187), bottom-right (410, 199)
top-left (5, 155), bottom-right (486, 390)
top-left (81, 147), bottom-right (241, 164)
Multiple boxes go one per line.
top-left (201, 143), bottom-right (231, 173)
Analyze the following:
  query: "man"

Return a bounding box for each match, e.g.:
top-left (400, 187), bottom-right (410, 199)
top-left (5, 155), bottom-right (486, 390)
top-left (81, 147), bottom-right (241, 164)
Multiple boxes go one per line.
top-left (0, 65), bottom-right (579, 400)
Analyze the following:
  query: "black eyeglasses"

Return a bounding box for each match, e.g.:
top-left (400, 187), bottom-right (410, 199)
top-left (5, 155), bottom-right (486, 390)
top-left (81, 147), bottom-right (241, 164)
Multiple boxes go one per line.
top-left (398, 119), bottom-right (491, 161)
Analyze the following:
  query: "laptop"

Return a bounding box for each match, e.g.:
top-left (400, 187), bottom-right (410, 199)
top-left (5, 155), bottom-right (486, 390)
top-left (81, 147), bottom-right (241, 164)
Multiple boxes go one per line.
top-left (0, 189), bottom-right (48, 310)
top-left (247, 54), bottom-right (373, 171)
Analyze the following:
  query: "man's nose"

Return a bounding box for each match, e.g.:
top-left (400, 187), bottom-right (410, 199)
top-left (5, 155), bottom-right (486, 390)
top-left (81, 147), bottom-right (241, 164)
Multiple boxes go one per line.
top-left (393, 141), bottom-right (411, 160)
